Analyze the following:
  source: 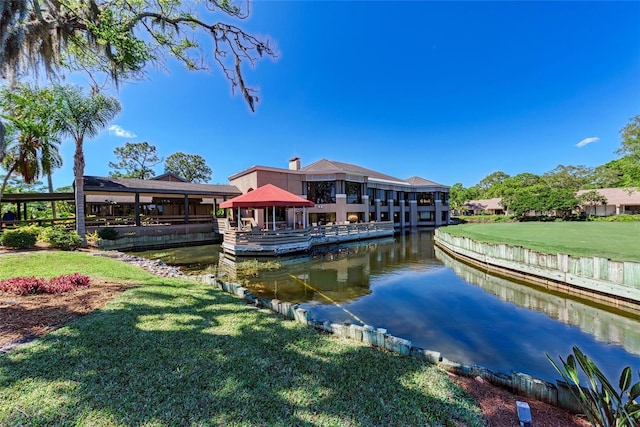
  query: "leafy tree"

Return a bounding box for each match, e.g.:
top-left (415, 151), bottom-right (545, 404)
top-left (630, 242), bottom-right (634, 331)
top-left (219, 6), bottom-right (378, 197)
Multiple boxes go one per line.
top-left (543, 164), bottom-right (593, 191)
top-left (0, 0), bottom-right (275, 112)
top-left (54, 85), bottom-right (121, 247)
top-left (592, 157), bottom-right (640, 189)
top-left (578, 190), bottom-right (608, 217)
top-left (618, 115), bottom-right (640, 161)
top-left (449, 183), bottom-right (480, 213)
top-left (474, 171), bottom-right (509, 199)
top-left (109, 142), bottom-right (161, 179)
top-left (164, 152), bottom-right (212, 183)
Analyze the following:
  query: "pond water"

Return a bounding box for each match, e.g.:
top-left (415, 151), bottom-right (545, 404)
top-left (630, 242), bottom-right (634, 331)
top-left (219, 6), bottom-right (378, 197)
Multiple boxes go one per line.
top-left (131, 231), bottom-right (640, 382)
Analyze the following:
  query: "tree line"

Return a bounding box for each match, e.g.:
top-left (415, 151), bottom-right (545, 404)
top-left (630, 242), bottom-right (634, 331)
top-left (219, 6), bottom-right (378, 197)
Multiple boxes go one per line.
top-left (450, 115), bottom-right (640, 217)
top-left (108, 142), bottom-right (213, 183)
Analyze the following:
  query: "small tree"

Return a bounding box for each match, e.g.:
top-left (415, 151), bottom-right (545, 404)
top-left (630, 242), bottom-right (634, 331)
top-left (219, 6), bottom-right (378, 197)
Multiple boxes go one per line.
top-left (579, 190), bottom-right (608, 217)
top-left (164, 152), bottom-right (212, 183)
top-left (109, 141), bottom-right (161, 179)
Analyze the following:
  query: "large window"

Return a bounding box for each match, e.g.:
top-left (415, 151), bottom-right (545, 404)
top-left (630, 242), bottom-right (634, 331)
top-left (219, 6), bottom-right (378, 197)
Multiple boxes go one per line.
top-left (368, 188), bottom-right (376, 206)
top-left (307, 181), bottom-right (336, 204)
top-left (309, 212), bottom-right (336, 225)
top-left (419, 211), bottom-right (435, 221)
top-left (417, 192), bottom-right (434, 206)
top-left (346, 181), bottom-right (362, 204)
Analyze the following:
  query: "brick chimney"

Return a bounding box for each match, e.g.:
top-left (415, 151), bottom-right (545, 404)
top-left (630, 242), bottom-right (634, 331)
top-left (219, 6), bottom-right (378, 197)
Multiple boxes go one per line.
top-left (289, 156), bottom-right (301, 171)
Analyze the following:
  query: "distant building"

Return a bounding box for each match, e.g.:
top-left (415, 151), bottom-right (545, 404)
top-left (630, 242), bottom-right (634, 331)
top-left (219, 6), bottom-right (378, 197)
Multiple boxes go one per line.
top-left (462, 188), bottom-right (640, 217)
top-left (576, 188), bottom-right (640, 216)
top-left (228, 158), bottom-right (450, 229)
top-left (463, 198), bottom-right (506, 215)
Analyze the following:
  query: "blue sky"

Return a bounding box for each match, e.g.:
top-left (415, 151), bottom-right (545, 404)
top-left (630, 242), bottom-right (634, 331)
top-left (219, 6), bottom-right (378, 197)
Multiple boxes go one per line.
top-left (50, 1), bottom-right (640, 188)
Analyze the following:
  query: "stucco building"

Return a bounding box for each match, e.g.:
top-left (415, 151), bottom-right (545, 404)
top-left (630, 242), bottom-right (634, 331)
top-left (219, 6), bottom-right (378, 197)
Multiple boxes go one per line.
top-left (228, 158), bottom-right (450, 230)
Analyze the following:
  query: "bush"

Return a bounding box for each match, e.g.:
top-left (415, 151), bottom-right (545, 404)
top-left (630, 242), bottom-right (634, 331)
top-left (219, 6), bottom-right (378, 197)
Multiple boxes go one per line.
top-left (97, 228), bottom-right (118, 240)
top-left (0, 273), bottom-right (90, 295)
top-left (591, 214), bottom-right (640, 222)
top-left (548, 346), bottom-right (640, 426)
top-left (0, 276), bottom-right (45, 295)
top-left (41, 227), bottom-right (82, 250)
top-left (41, 273), bottom-right (91, 293)
top-left (0, 226), bottom-right (40, 248)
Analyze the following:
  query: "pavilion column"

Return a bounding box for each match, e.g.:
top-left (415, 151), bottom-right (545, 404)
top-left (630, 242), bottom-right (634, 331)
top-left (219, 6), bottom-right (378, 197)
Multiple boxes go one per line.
top-left (135, 193), bottom-right (141, 226)
top-left (272, 205), bottom-right (276, 231)
top-left (184, 195), bottom-right (189, 224)
top-left (237, 207), bottom-right (241, 230)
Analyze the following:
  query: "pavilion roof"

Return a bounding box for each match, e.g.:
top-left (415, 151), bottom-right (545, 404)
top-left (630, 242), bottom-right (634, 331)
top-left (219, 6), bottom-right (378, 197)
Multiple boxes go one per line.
top-left (219, 184), bottom-right (315, 209)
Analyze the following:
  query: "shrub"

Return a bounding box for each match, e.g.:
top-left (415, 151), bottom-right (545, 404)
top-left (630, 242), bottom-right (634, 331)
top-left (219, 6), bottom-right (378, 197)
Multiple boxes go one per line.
top-left (0, 273), bottom-right (90, 295)
top-left (42, 228), bottom-right (82, 250)
top-left (97, 228), bottom-right (118, 240)
top-left (86, 230), bottom-right (99, 245)
top-left (0, 276), bottom-right (45, 295)
top-left (0, 226), bottom-right (40, 248)
top-left (41, 273), bottom-right (91, 293)
top-left (548, 346), bottom-right (640, 426)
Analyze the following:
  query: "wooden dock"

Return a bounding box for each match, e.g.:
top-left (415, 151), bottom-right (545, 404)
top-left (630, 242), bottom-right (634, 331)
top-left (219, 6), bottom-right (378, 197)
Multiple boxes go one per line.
top-left (222, 222), bottom-right (395, 256)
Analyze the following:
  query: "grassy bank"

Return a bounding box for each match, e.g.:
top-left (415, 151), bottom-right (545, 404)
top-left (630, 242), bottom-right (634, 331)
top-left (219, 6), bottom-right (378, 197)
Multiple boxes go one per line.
top-left (442, 222), bottom-right (640, 262)
top-left (0, 252), bottom-right (485, 426)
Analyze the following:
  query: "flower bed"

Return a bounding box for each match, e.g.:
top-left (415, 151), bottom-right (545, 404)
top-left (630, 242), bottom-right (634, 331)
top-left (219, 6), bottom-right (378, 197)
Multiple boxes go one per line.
top-left (0, 273), bottom-right (90, 295)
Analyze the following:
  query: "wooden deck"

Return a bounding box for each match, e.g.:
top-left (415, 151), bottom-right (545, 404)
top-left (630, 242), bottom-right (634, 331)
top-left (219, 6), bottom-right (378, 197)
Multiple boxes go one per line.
top-left (221, 222), bottom-right (396, 256)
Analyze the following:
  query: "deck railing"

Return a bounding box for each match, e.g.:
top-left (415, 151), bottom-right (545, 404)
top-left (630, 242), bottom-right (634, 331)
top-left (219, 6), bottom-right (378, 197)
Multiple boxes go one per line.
top-left (85, 214), bottom-right (213, 227)
top-left (224, 221), bottom-right (395, 248)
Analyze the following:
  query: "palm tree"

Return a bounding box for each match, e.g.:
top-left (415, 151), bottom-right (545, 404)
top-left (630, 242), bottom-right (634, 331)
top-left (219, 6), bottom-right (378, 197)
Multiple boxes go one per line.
top-left (0, 84), bottom-right (64, 217)
top-left (54, 85), bottom-right (121, 247)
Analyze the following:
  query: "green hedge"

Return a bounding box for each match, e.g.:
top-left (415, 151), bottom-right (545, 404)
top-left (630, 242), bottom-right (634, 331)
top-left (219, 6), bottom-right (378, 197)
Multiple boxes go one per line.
top-left (0, 226), bottom-right (41, 248)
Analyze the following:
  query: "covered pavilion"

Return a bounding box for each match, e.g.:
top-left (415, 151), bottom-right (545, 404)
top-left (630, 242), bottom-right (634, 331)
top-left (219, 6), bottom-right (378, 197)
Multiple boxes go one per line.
top-left (219, 184), bottom-right (315, 230)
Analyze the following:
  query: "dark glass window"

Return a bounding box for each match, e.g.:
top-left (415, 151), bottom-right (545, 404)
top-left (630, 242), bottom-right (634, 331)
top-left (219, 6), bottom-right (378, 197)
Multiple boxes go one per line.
top-left (368, 188), bottom-right (376, 206)
top-left (419, 211), bottom-right (435, 221)
top-left (307, 181), bottom-right (336, 204)
top-left (417, 192), bottom-right (434, 206)
top-left (346, 181), bottom-right (362, 204)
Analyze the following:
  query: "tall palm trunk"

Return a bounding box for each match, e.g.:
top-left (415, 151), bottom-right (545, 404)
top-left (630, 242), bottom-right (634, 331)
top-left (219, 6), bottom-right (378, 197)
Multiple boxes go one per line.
top-left (47, 172), bottom-right (57, 218)
top-left (74, 138), bottom-right (86, 247)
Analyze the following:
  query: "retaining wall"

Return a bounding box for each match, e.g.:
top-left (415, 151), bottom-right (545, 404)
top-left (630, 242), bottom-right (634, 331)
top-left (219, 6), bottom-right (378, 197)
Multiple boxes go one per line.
top-left (192, 274), bottom-right (585, 414)
top-left (98, 225), bottom-right (218, 251)
top-left (434, 229), bottom-right (640, 311)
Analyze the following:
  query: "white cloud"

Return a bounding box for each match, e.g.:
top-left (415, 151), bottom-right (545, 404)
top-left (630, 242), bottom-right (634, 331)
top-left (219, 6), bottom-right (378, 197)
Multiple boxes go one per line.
top-left (108, 125), bottom-right (137, 138)
top-left (576, 136), bottom-right (599, 148)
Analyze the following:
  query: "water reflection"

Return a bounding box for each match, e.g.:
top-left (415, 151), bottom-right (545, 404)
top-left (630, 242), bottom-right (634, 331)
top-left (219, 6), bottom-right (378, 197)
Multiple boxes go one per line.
top-left (435, 247), bottom-right (640, 356)
top-left (132, 231), bottom-right (640, 382)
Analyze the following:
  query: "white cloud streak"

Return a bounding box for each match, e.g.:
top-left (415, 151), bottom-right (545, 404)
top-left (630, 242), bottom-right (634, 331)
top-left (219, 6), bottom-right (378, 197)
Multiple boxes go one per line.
top-left (108, 125), bottom-right (137, 138)
top-left (576, 136), bottom-right (599, 148)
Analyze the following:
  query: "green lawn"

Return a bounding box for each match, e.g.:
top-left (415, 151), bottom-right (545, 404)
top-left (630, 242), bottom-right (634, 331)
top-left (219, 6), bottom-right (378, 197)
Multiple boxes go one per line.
top-left (442, 222), bottom-right (640, 262)
top-left (0, 252), bottom-right (485, 426)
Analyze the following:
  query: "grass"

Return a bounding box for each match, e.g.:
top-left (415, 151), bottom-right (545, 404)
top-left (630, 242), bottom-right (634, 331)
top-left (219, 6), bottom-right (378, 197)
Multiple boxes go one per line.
top-left (0, 252), bottom-right (485, 426)
top-left (442, 222), bottom-right (640, 262)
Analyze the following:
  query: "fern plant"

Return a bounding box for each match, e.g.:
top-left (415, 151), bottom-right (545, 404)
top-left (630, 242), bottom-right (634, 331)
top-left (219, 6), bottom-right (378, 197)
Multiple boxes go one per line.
top-left (547, 346), bottom-right (640, 426)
